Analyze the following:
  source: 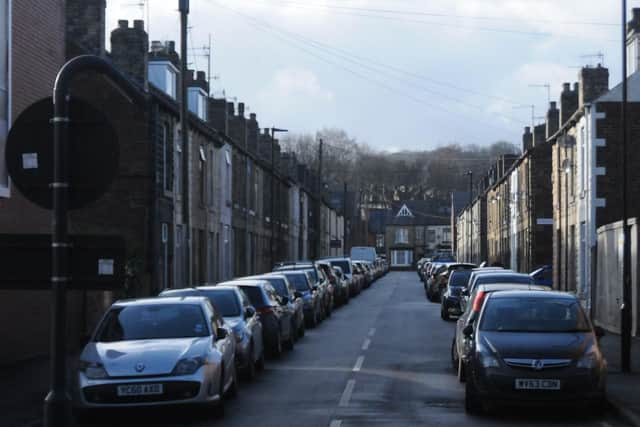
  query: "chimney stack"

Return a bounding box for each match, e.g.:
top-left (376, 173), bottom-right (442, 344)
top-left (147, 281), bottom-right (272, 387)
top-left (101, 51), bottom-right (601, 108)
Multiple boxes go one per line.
top-left (522, 126), bottom-right (533, 152)
top-left (579, 65), bottom-right (609, 108)
top-left (546, 101), bottom-right (560, 139)
top-left (66, 0), bottom-right (107, 59)
top-left (110, 19), bottom-right (149, 88)
top-left (238, 103), bottom-right (245, 117)
top-left (533, 123), bottom-right (546, 147)
top-left (560, 82), bottom-right (579, 125)
top-left (227, 102), bottom-right (235, 116)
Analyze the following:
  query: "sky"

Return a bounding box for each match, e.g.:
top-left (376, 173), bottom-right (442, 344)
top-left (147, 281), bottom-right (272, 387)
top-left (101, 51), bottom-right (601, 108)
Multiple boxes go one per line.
top-left (106, 0), bottom-right (630, 152)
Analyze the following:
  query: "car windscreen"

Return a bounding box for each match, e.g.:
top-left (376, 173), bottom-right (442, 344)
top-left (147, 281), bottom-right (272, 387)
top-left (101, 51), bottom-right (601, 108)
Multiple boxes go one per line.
top-left (480, 297), bottom-right (591, 333)
top-left (449, 270), bottom-right (472, 287)
top-left (330, 260), bottom-right (351, 275)
top-left (95, 304), bottom-right (209, 342)
top-left (282, 273), bottom-right (311, 292)
top-left (200, 290), bottom-right (241, 317)
top-left (238, 286), bottom-right (268, 308)
top-left (263, 278), bottom-right (289, 297)
top-left (475, 275), bottom-right (533, 287)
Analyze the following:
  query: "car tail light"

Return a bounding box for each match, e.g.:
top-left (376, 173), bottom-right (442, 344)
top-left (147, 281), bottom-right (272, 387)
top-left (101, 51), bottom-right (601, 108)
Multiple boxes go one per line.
top-left (472, 291), bottom-right (486, 312)
top-left (257, 306), bottom-right (274, 316)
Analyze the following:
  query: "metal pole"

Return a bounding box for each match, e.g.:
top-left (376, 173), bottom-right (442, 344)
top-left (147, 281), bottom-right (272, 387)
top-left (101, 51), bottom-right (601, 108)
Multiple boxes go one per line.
top-left (621, 0), bottom-right (632, 373)
top-left (564, 146), bottom-right (569, 293)
top-left (468, 171), bottom-right (473, 263)
top-left (179, 0), bottom-right (191, 286)
top-left (317, 139), bottom-right (323, 258)
top-left (343, 182), bottom-right (348, 256)
top-left (45, 55), bottom-right (143, 427)
top-left (270, 129), bottom-right (275, 267)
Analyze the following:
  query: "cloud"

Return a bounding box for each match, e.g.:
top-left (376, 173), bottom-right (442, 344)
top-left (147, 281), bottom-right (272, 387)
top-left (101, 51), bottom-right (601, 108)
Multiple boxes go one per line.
top-left (257, 67), bottom-right (334, 110)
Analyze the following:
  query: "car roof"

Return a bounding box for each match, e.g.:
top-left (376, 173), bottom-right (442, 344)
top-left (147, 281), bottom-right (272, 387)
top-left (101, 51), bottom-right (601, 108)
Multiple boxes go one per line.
top-left (475, 284), bottom-right (549, 293)
top-left (217, 279), bottom-right (270, 287)
top-left (197, 285), bottom-right (238, 292)
top-left (489, 290), bottom-right (575, 299)
top-left (114, 296), bottom-right (208, 307)
top-left (320, 257), bottom-right (351, 261)
top-left (158, 287), bottom-right (200, 296)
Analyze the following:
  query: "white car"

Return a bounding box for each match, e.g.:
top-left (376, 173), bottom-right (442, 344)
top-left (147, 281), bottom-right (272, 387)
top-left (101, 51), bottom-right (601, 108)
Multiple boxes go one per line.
top-left (74, 296), bottom-right (237, 416)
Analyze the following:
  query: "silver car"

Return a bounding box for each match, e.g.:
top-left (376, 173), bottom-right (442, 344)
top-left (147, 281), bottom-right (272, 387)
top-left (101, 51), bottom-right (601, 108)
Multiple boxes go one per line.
top-left (74, 297), bottom-right (237, 416)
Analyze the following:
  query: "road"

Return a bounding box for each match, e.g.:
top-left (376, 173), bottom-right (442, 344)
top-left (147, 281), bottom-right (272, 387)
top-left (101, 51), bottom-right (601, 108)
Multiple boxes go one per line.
top-left (81, 271), bottom-right (631, 427)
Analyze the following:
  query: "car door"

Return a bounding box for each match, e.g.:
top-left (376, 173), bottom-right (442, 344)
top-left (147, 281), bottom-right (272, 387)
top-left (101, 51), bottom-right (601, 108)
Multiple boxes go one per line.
top-left (239, 289), bottom-right (262, 361)
top-left (288, 281), bottom-right (303, 326)
top-left (266, 285), bottom-right (291, 339)
top-left (205, 302), bottom-right (233, 385)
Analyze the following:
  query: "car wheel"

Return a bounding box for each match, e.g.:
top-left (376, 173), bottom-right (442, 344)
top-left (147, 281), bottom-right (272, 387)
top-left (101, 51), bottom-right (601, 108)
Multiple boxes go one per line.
top-left (244, 344), bottom-right (256, 381)
top-left (298, 319), bottom-right (306, 338)
top-left (270, 333), bottom-right (282, 358)
top-left (256, 347), bottom-right (265, 371)
top-left (214, 372), bottom-right (225, 417)
top-left (451, 337), bottom-right (458, 369)
top-left (457, 357), bottom-right (467, 383)
top-left (441, 304), bottom-right (450, 321)
top-left (465, 377), bottom-right (483, 415)
top-left (226, 365), bottom-right (238, 399)
top-left (284, 327), bottom-right (295, 351)
top-left (326, 302), bottom-right (332, 318)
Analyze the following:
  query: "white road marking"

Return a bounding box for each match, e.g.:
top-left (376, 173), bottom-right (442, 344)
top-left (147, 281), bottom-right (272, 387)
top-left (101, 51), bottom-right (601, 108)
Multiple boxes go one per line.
top-left (339, 379), bottom-right (356, 407)
top-left (362, 338), bottom-right (371, 351)
top-left (330, 420), bottom-right (343, 427)
top-left (600, 422), bottom-right (613, 427)
top-left (353, 356), bottom-right (365, 372)
top-left (368, 328), bottom-right (376, 337)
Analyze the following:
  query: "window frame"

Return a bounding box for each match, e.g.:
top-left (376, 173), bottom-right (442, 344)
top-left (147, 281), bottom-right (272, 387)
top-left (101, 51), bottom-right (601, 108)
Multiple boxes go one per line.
top-left (0, 0), bottom-right (11, 196)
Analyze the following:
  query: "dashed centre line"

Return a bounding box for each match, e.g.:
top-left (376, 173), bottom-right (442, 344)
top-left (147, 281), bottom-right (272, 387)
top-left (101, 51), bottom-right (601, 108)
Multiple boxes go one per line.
top-left (329, 420), bottom-right (343, 427)
top-left (362, 338), bottom-right (371, 351)
top-left (353, 355), bottom-right (365, 372)
top-left (339, 379), bottom-right (356, 407)
top-left (368, 327), bottom-right (376, 337)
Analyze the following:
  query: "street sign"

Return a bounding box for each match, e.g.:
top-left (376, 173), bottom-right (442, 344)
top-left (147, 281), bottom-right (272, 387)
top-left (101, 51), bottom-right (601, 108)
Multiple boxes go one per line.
top-left (0, 234), bottom-right (126, 290)
top-left (5, 97), bottom-right (119, 210)
top-left (330, 239), bottom-right (343, 249)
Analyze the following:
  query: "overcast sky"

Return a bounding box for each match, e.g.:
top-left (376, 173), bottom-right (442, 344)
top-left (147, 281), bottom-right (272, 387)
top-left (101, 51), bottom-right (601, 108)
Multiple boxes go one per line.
top-left (106, 0), bottom-right (628, 152)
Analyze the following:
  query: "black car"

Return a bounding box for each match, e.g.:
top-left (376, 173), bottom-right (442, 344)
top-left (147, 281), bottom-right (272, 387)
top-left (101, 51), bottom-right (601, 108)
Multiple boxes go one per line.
top-left (461, 290), bottom-right (607, 414)
top-left (253, 274), bottom-right (306, 339)
top-left (441, 269), bottom-right (473, 320)
top-left (274, 263), bottom-right (333, 318)
top-left (219, 280), bottom-right (295, 358)
top-left (276, 270), bottom-right (323, 328)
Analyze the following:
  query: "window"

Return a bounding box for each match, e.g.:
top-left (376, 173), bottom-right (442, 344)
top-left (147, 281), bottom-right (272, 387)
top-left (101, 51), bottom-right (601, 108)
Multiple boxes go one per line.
top-left (162, 124), bottom-right (172, 192)
top-left (188, 88), bottom-right (207, 121)
top-left (149, 61), bottom-right (178, 99)
top-left (395, 228), bottom-right (409, 244)
top-left (0, 0), bottom-right (10, 193)
top-left (208, 148), bottom-right (214, 206)
top-left (376, 234), bottom-right (385, 248)
top-left (427, 230), bottom-right (436, 243)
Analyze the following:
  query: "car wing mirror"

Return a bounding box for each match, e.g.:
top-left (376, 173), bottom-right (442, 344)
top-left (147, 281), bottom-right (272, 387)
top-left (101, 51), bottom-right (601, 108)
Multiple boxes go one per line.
top-left (463, 324), bottom-right (474, 337)
top-left (244, 306), bottom-right (256, 319)
top-left (216, 327), bottom-right (228, 340)
top-left (461, 288), bottom-right (469, 296)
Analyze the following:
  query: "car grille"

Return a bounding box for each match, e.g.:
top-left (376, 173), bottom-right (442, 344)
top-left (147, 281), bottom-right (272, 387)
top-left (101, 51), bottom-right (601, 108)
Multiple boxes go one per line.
top-left (503, 358), bottom-right (572, 370)
top-left (83, 381), bottom-right (201, 404)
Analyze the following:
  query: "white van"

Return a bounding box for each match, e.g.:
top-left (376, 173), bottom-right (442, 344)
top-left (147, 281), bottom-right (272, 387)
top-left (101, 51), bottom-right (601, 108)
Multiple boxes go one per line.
top-left (350, 246), bottom-right (377, 264)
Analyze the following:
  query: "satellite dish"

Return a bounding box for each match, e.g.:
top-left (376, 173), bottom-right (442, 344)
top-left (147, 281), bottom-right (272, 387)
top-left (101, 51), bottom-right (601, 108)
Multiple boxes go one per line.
top-left (5, 97), bottom-right (119, 210)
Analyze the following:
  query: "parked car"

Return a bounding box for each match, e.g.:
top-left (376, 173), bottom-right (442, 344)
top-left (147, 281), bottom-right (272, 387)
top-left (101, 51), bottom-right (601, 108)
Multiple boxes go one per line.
top-left (159, 286), bottom-right (265, 380)
top-left (274, 262), bottom-right (333, 318)
top-left (451, 283), bottom-right (550, 382)
top-left (74, 297), bottom-right (236, 417)
top-left (276, 270), bottom-right (323, 328)
top-left (461, 290), bottom-right (607, 414)
top-left (441, 269), bottom-right (474, 320)
top-left (322, 257), bottom-right (359, 296)
top-left (461, 270), bottom-right (536, 311)
top-left (317, 260), bottom-right (349, 306)
top-left (331, 266), bottom-right (351, 305)
top-left (350, 246), bottom-right (377, 264)
top-left (218, 279), bottom-right (295, 357)
top-left (247, 274), bottom-right (305, 339)
top-left (352, 261), bottom-right (370, 289)
top-left (427, 263), bottom-right (476, 302)
top-left (530, 265), bottom-right (553, 287)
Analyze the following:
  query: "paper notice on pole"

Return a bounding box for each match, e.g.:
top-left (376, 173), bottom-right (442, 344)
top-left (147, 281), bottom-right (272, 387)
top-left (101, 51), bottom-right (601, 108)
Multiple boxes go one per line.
top-left (22, 153), bottom-right (38, 170)
top-left (98, 259), bottom-right (115, 276)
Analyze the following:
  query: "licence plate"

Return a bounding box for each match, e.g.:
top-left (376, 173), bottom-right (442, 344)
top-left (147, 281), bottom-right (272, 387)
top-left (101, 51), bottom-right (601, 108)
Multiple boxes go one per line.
top-left (116, 384), bottom-right (164, 396)
top-left (515, 379), bottom-right (560, 390)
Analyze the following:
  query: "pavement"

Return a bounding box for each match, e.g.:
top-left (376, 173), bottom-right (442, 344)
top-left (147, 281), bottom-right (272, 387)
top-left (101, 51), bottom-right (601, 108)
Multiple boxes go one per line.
top-left (599, 332), bottom-right (640, 427)
top-left (1, 271), bottom-right (637, 426)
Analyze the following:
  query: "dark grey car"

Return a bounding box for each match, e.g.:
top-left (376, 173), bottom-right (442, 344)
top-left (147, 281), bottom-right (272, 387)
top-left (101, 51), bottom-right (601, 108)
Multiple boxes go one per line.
top-left (461, 290), bottom-right (607, 414)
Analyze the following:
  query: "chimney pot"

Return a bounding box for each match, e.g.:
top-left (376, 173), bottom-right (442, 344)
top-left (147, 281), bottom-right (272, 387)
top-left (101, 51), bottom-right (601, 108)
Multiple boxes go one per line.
top-left (238, 102), bottom-right (245, 116)
top-left (250, 113), bottom-right (257, 120)
top-left (227, 102), bottom-right (234, 115)
top-left (118, 19), bottom-right (128, 29)
top-left (573, 82), bottom-right (580, 92)
top-left (168, 41), bottom-right (176, 53)
top-left (133, 20), bottom-right (144, 30)
top-left (562, 82), bottom-right (571, 92)
top-left (197, 71), bottom-right (206, 82)
top-left (151, 40), bottom-right (163, 52)
top-left (550, 101), bottom-right (557, 109)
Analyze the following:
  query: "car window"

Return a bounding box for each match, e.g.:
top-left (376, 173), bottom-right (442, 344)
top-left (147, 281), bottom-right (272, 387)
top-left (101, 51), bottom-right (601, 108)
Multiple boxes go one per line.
top-left (282, 272), bottom-right (311, 292)
top-left (330, 260), bottom-right (352, 275)
top-left (262, 277), bottom-right (289, 297)
top-left (200, 290), bottom-right (242, 317)
top-left (480, 297), bottom-right (591, 333)
top-left (449, 270), bottom-right (472, 287)
top-left (238, 286), bottom-right (268, 308)
top-left (475, 275), bottom-right (533, 287)
top-left (95, 304), bottom-right (209, 342)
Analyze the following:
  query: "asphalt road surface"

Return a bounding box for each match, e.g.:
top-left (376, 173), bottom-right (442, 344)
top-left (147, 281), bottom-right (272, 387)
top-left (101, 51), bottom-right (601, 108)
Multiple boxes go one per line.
top-left (80, 272), bottom-right (632, 427)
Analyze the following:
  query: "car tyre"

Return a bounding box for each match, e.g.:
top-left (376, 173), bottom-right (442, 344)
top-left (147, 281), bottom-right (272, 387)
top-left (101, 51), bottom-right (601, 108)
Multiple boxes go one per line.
top-left (284, 328), bottom-right (295, 351)
top-left (298, 319), bottom-right (306, 338)
top-left (465, 377), bottom-right (483, 415)
top-left (244, 344), bottom-right (256, 381)
top-left (457, 357), bottom-right (467, 383)
top-left (213, 371), bottom-right (225, 418)
top-left (451, 337), bottom-right (458, 369)
top-left (270, 333), bottom-right (283, 358)
top-left (256, 348), bottom-right (265, 371)
top-left (441, 303), bottom-right (450, 321)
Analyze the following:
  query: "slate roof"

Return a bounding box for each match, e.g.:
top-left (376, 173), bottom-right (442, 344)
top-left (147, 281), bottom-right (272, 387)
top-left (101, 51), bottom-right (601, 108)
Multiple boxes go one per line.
top-left (386, 200), bottom-right (450, 227)
top-left (368, 209), bottom-right (390, 234)
top-left (451, 192), bottom-right (471, 219)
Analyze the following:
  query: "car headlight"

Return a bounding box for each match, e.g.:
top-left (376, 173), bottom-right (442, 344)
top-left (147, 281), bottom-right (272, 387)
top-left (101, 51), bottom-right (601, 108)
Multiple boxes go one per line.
top-left (79, 361), bottom-right (109, 379)
top-left (173, 356), bottom-right (207, 375)
top-left (577, 348), bottom-right (601, 369)
top-left (477, 342), bottom-right (501, 368)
